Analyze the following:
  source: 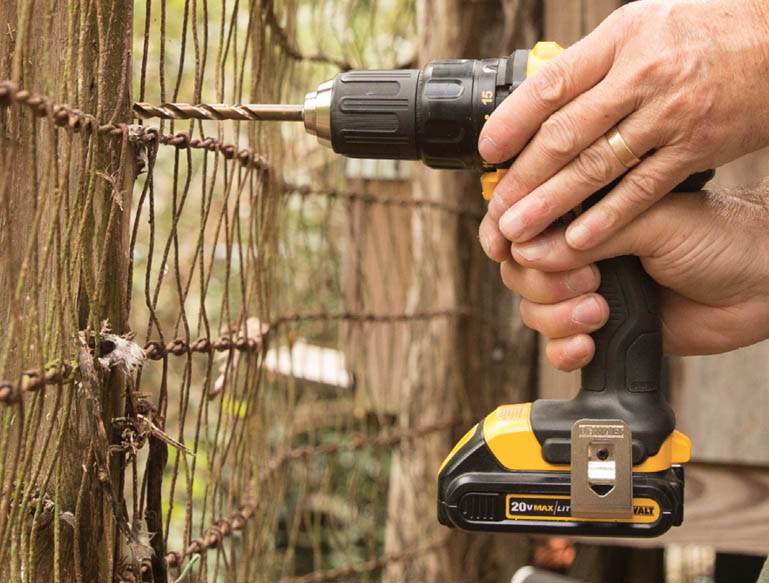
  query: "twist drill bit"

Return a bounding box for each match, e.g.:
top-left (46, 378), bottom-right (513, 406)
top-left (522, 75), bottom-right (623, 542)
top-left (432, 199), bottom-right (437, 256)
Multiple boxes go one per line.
top-left (133, 102), bottom-right (304, 122)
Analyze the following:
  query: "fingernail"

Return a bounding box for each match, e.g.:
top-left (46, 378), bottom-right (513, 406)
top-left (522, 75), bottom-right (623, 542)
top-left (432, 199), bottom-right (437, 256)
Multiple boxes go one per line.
top-left (512, 237), bottom-right (549, 261)
top-left (499, 207), bottom-right (525, 240)
top-left (563, 335), bottom-right (590, 361)
top-left (479, 136), bottom-right (502, 161)
top-left (573, 296), bottom-right (603, 325)
top-left (564, 266), bottom-right (597, 294)
top-left (566, 223), bottom-right (591, 249)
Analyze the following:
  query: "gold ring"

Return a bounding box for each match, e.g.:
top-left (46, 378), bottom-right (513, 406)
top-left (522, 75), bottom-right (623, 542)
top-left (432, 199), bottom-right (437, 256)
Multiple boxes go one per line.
top-left (606, 127), bottom-right (641, 168)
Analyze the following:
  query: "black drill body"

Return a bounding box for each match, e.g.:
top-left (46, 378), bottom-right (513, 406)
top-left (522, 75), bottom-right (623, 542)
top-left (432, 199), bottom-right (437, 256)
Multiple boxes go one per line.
top-left (323, 51), bottom-right (529, 170)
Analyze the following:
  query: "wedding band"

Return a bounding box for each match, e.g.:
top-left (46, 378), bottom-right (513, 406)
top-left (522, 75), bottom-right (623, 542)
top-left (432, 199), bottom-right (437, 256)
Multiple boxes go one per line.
top-left (606, 127), bottom-right (641, 168)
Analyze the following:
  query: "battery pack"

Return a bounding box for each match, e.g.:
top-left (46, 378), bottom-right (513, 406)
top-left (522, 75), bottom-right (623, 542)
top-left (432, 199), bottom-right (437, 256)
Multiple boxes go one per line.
top-left (437, 422), bottom-right (684, 537)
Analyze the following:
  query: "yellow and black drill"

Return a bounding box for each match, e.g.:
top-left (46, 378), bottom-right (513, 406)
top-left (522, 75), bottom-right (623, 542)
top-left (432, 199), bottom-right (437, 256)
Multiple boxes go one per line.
top-left (137, 41), bottom-right (713, 537)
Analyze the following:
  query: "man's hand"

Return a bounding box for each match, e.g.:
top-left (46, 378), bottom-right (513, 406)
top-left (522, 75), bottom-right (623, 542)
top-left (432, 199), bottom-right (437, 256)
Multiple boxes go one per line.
top-left (478, 0), bottom-right (769, 260)
top-left (499, 191), bottom-right (769, 370)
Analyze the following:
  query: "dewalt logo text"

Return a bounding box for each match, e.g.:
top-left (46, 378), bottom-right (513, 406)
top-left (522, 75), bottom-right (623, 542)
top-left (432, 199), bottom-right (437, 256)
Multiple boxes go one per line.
top-left (633, 505), bottom-right (656, 517)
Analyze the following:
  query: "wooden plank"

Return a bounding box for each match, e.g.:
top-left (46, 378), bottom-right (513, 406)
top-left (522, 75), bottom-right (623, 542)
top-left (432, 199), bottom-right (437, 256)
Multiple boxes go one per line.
top-left (584, 0), bottom-right (620, 32)
top-left (544, 0), bottom-right (617, 47)
top-left (569, 545), bottom-right (664, 583)
top-left (544, 0), bottom-right (583, 46)
top-left (579, 462), bottom-right (769, 555)
top-left (669, 146), bottom-right (769, 465)
top-left (672, 344), bottom-right (769, 465)
top-left (343, 175), bottom-right (413, 414)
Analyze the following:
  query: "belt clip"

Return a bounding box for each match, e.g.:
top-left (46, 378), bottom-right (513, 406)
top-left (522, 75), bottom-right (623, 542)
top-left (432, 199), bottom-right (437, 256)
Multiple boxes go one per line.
top-left (570, 418), bottom-right (633, 519)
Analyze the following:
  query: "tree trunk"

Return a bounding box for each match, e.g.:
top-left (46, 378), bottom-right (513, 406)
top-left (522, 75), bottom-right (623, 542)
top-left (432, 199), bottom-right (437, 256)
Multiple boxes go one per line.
top-left (383, 2), bottom-right (541, 581)
top-left (0, 0), bottom-right (135, 580)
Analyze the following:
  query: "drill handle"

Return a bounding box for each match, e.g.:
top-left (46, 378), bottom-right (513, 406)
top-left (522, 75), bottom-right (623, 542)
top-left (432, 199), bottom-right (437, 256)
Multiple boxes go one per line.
top-left (582, 169), bottom-right (715, 397)
top-left (581, 255), bottom-right (660, 394)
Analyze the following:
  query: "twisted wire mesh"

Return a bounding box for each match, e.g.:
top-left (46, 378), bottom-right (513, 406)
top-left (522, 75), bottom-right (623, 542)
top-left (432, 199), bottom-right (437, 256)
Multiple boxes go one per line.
top-left (0, 0), bottom-right (497, 581)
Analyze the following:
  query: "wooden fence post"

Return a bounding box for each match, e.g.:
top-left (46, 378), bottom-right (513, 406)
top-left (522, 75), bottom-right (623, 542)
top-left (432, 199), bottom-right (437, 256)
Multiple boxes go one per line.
top-left (0, 0), bottom-right (135, 580)
top-left (383, 2), bottom-right (541, 581)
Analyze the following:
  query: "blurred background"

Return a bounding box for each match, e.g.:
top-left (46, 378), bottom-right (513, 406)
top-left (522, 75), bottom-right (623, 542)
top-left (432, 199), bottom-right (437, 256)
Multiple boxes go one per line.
top-left (1, 0), bottom-right (768, 581)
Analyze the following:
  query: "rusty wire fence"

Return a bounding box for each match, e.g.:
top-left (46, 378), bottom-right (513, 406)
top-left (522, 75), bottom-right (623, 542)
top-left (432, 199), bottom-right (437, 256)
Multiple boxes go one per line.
top-left (0, 1), bottom-right (521, 581)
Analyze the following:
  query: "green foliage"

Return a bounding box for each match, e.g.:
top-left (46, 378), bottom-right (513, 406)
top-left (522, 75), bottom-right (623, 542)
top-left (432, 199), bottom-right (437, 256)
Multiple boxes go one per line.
top-left (130, 0), bottom-right (417, 579)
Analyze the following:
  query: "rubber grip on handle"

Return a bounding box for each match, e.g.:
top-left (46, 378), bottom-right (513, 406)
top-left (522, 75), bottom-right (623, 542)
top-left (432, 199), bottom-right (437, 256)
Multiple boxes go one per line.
top-left (581, 255), bottom-right (661, 395)
top-left (582, 168), bottom-right (714, 393)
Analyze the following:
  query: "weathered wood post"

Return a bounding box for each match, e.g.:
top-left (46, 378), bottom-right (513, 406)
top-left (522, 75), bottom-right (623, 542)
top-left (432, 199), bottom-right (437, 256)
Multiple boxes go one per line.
top-left (0, 0), bottom-right (136, 580)
top-left (383, 2), bottom-right (541, 581)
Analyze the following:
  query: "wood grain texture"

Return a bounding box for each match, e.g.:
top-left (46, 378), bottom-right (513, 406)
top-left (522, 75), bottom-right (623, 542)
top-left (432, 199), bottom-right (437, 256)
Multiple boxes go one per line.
top-left (584, 0), bottom-right (621, 30)
top-left (669, 148), bottom-right (769, 465)
top-left (0, 1), bottom-right (136, 580)
top-left (343, 177), bottom-right (412, 414)
top-left (544, 0), bottom-right (583, 46)
top-left (569, 545), bottom-right (664, 583)
top-left (579, 463), bottom-right (769, 555)
top-left (383, 2), bottom-right (542, 581)
top-left (672, 344), bottom-right (769, 465)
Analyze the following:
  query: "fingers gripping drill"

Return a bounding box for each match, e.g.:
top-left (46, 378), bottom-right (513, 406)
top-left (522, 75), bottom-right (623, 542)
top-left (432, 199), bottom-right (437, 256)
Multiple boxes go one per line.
top-left (135, 42), bottom-right (713, 536)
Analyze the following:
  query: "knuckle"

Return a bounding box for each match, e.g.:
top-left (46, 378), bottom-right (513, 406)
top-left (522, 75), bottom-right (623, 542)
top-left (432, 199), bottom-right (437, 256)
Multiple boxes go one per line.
top-left (530, 193), bottom-right (552, 218)
top-left (545, 341), bottom-right (565, 368)
top-left (494, 170), bottom-right (527, 205)
top-left (574, 146), bottom-right (615, 186)
top-left (628, 56), bottom-right (670, 93)
top-left (622, 170), bottom-right (661, 208)
top-left (530, 60), bottom-right (570, 110)
top-left (596, 201), bottom-right (621, 232)
top-left (518, 300), bottom-right (535, 329)
top-left (609, 2), bottom-right (644, 46)
top-left (658, 90), bottom-right (688, 121)
top-left (530, 272), bottom-right (560, 304)
top-left (538, 114), bottom-right (579, 160)
top-left (519, 300), bottom-right (548, 334)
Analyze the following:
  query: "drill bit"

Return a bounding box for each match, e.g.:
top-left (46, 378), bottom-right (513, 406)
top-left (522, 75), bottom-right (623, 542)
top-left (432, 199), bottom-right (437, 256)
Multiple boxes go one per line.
top-left (133, 102), bottom-right (304, 122)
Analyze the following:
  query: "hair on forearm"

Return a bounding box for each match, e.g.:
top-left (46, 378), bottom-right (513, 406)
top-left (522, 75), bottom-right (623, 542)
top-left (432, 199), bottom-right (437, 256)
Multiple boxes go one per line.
top-left (700, 178), bottom-right (769, 224)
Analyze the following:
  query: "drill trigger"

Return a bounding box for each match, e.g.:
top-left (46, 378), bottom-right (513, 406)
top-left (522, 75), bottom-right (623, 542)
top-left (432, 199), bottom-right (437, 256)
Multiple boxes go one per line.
top-left (481, 169), bottom-right (507, 200)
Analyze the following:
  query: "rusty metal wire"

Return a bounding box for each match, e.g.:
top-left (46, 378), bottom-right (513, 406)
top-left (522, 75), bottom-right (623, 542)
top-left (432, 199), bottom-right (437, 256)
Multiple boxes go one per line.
top-left (0, 80), bottom-right (121, 135)
top-left (0, 362), bottom-right (74, 405)
top-left (163, 419), bottom-right (453, 569)
top-left (0, 81), bottom-right (269, 171)
top-left (283, 182), bottom-right (485, 218)
top-left (0, 1), bottom-right (502, 582)
top-left (263, 0), bottom-right (353, 71)
top-left (0, 305), bottom-right (481, 403)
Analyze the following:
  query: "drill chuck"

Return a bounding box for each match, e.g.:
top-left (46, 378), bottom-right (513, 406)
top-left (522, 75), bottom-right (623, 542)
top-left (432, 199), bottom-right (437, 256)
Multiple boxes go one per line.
top-left (303, 81), bottom-right (334, 148)
top-left (302, 50), bottom-right (531, 171)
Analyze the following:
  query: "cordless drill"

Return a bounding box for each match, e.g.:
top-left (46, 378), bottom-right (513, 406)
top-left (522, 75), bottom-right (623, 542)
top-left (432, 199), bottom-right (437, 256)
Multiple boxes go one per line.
top-left (136, 41), bottom-right (712, 536)
top-left (296, 42), bottom-right (712, 536)
top-left (300, 41), bottom-right (712, 536)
